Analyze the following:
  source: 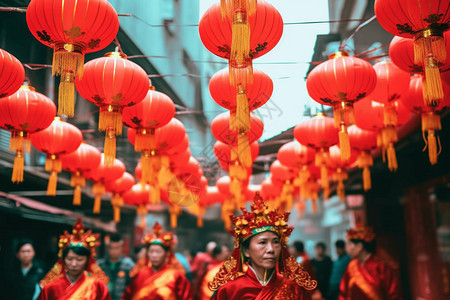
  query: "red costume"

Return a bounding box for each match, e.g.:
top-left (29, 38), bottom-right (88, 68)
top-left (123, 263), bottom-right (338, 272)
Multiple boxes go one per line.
top-left (38, 218), bottom-right (110, 300)
top-left (198, 260), bottom-right (223, 300)
top-left (339, 226), bottom-right (402, 300)
top-left (121, 222), bottom-right (192, 300)
top-left (209, 193), bottom-right (317, 300)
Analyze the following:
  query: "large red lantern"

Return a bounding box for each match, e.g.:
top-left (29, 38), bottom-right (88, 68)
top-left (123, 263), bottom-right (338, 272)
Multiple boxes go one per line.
top-left (375, 0), bottom-right (450, 106)
top-left (84, 155), bottom-right (125, 213)
top-left (105, 172), bottom-right (136, 222)
top-left (306, 52), bottom-right (377, 161)
top-left (404, 74), bottom-right (450, 165)
top-left (0, 85), bottom-right (56, 183)
top-left (122, 86), bottom-right (176, 152)
top-left (61, 142), bottom-right (101, 205)
top-left (294, 113), bottom-right (339, 190)
top-left (348, 125), bottom-right (378, 191)
top-left (26, 0), bottom-right (119, 117)
top-left (75, 52), bottom-right (149, 166)
top-left (213, 140), bottom-right (259, 172)
top-left (0, 48), bottom-right (25, 98)
top-left (31, 117), bottom-right (82, 195)
top-left (122, 183), bottom-right (152, 228)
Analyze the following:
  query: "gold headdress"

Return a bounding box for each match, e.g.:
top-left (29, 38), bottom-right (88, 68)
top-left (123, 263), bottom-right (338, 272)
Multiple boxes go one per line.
top-left (142, 221), bottom-right (175, 249)
top-left (346, 225), bottom-right (376, 242)
top-left (209, 193), bottom-right (317, 291)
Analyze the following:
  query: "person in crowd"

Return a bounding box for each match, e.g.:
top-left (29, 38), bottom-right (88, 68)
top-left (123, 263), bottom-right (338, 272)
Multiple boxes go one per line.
top-left (312, 242), bottom-right (333, 299)
top-left (133, 245), bottom-right (147, 263)
top-left (328, 240), bottom-right (351, 300)
top-left (97, 234), bottom-right (134, 300)
top-left (190, 241), bottom-right (216, 295)
top-left (209, 193), bottom-right (317, 299)
top-left (121, 222), bottom-right (192, 300)
top-left (198, 245), bottom-right (229, 300)
top-left (1, 239), bottom-right (45, 300)
top-left (292, 240), bottom-right (316, 277)
top-left (339, 226), bottom-right (402, 300)
top-left (37, 218), bottom-right (111, 300)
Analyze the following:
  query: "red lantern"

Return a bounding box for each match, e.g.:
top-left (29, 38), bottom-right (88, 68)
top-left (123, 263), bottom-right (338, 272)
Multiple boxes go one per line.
top-left (26, 0), bottom-right (119, 117)
top-left (164, 134), bottom-right (189, 156)
top-left (348, 125), bottom-right (378, 191)
top-left (75, 52), bottom-right (149, 166)
top-left (328, 145), bottom-right (357, 201)
top-left (213, 140), bottom-right (259, 172)
top-left (403, 74), bottom-right (450, 164)
top-left (370, 60), bottom-right (411, 105)
top-left (306, 51), bottom-right (377, 161)
top-left (123, 86), bottom-right (176, 152)
top-left (31, 117), bottom-right (82, 195)
top-left (0, 48), bottom-right (25, 98)
top-left (277, 141), bottom-right (315, 190)
top-left (122, 183), bottom-right (152, 228)
top-left (375, 0), bottom-right (450, 106)
top-left (294, 113), bottom-right (339, 190)
top-left (0, 85), bottom-right (56, 183)
top-left (61, 142), bottom-right (101, 205)
top-left (84, 155), bottom-right (125, 213)
top-left (105, 172), bottom-right (136, 222)
top-left (261, 177), bottom-right (282, 201)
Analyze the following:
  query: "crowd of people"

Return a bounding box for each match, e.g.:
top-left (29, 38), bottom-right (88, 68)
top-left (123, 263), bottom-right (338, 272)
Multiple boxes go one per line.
top-left (0, 194), bottom-right (402, 300)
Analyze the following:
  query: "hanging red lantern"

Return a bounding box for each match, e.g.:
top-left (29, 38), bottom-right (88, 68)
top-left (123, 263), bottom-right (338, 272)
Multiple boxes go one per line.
top-left (306, 51), bottom-right (377, 161)
top-left (260, 177), bottom-right (282, 203)
top-left (354, 97), bottom-right (411, 171)
top-left (294, 113), bottom-right (339, 191)
top-left (403, 74), bottom-right (450, 165)
top-left (75, 52), bottom-right (149, 166)
top-left (277, 141), bottom-right (315, 190)
top-left (213, 140), bottom-right (259, 172)
top-left (0, 48), bottom-right (25, 98)
top-left (123, 86), bottom-right (175, 152)
top-left (0, 85), bottom-right (56, 183)
top-left (84, 155), bottom-right (125, 213)
top-left (348, 125), bottom-right (378, 191)
top-left (31, 117), bottom-right (82, 195)
top-left (375, 0), bottom-right (450, 107)
top-left (163, 134), bottom-right (189, 156)
top-left (61, 142), bottom-right (101, 205)
top-left (122, 183), bottom-right (152, 228)
top-left (105, 172), bottom-right (136, 222)
top-left (26, 0), bottom-right (119, 117)
top-left (328, 145), bottom-right (357, 201)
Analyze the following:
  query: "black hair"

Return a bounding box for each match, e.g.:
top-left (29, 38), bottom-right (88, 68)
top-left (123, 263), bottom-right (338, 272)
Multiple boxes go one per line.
top-left (62, 246), bottom-right (91, 259)
top-left (134, 245), bottom-right (145, 255)
top-left (349, 239), bottom-right (376, 254)
top-left (293, 241), bottom-right (304, 253)
top-left (316, 242), bottom-right (327, 251)
top-left (212, 245), bottom-right (223, 258)
top-left (109, 233), bottom-right (122, 243)
top-left (146, 243), bottom-right (168, 252)
top-left (335, 239), bottom-right (346, 249)
top-left (15, 238), bottom-right (34, 253)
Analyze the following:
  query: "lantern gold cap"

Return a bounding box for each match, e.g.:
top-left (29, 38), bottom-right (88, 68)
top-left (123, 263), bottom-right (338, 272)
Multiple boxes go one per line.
top-left (20, 85), bottom-right (36, 92)
top-left (314, 112), bottom-right (327, 117)
top-left (328, 51), bottom-right (349, 59)
top-left (105, 51), bottom-right (127, 59)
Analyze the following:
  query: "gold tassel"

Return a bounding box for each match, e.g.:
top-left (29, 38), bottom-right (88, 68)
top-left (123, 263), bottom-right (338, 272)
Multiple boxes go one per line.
top-left (93, 195), bottom-right (102, 214)
top-left (383, 103), bottom-right (398, 127)
top-left (52, 45), bottom-right (84, 78)
top-left (104, 130), bottom-right (116, 167)
top-left (170, 212), bottom-right (178, 228)
top-left (323, 186), bottom-right (330, 200)
top-left (337, 180), bottom-right (345, 201)
top-left (149, 186), bottom-right (160, 204)
top-left (363, 167), bottom-right (372, 191)
top-left (333, 103), bottom-right (355, 128)
top-left (357, 151), bottom-right (373, 191)
top-left (426, 129), bottom-right (438, 165)
top-left (320, 164), bottom-right (329, 189)
top-left (422, 112), bottom-right (441, 165)
top-left (11, 150), bottom-right (24, 183)
top-left (197, 216), bottom-right (204, 228)
top-left (238, 132), bottom-right (252, 168)
top-left (387, 143), bottom-right (398, 171)
top-left (135, 129), bottom-right (155, 152)
top-left (99, 108), bottom-right (123, 135)
top-left (140, 214), bottom-right (146, 229)
top-left (47, 171), bottom-right (58, 196)
top-left (93, 182), bottom-right (105, 197)
top-left (381, 126), bottom-right (398, 147)
top-left (231, 11), bottom-right (250, 65)
top-left (113, 206), bottom-right (121, 223)
top-left (414, 32), bottom-right (445, 106)
top-left (229, 64), bottom-right (253, 87)
top-left (58, 71), bottom-right (75, 117)
top-left (73, 186), bottom-right (82, 206)
top-left (422, 112), bottom-right (442, 131)
top-left (338, 124), bottom-right (351, 161)
top-left (10, 131), bottom-right (30, 152)
top-left (233, 86), bottom-right (250, 132)
top-left (45, 157), bottom-right (62, 173)
top-left (141, 154), bottom-right (151, 183)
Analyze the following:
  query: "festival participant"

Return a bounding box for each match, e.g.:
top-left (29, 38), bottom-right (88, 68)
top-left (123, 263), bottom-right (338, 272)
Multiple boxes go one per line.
top-left (198, 245), bottom-right (229, 300)
top-left (339, 226), bottom-right (402, 300)
top-left (121, 222), bottom-right (192, 300)
top-left (37, 219), bottom-right (110, 300)
top-left (209, 193), bottom-right (317, 299)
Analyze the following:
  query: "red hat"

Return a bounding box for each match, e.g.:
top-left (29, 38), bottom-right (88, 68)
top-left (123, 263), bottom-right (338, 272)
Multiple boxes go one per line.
top-left (346, 225), bottom-right (376, 242)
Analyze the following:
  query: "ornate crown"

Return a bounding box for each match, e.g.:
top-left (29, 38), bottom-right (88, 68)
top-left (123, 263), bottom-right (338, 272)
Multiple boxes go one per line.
top-left (346, 225), bottom-right (376, 242)
top-left (58, 218), bottom-right (100, 257)
top-left (142, 221), bottom-right (175, 249)
top-left (229, 192), bottom-right (293, 243)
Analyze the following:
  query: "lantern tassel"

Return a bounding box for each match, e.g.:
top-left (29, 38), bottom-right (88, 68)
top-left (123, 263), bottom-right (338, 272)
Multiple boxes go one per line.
top-left (422, 112), bottom-right (442, 165)
top-left (135, 130), bottom-right (155, 152)
top-left (93, 195), bottom-right (102, 214)
top-left (104, 131), bottom-right (116, 167)
top-left (387, 143), bottom-right (398, 172)
top-left (363, 167), bottom-right (371, 191)
top-left (383, 103), bottom-right (398, 127)
top-left (113, 206), bottom-right (121, 223)
top-left (238, 132), bottom-right (252, 168)
top-left (10, 132), bottom-right (30, 152)
top-left (99, 109), bottom-right (123, 135)
top-left (232, 88), bottom-right (250, 132)
top-left (53, 46), bottom-right (84, 78)
top-left (73, 186), bottom-right (82, 206)
top-left (47, 171), bottom-right (58, 196)
top-left (58, 71), bottom-right (75, 117)
top-left (311, 199), bottom-right (317, 213)
top-left (140, 214), bottom-right (146, 229)
top-left (170, 212), bottom-right (178, 228)
top-left (197, 215), bottom-right (204, 228)
top-left (425, 130), bottom-right (439, 165)
top-left (357, 151), bottom-right (373, 191)
top-left (149, 186), bottom-right (160, 204)
top-left (338, 124), bottom-right (351, 161)
top-left (320, 165), bottom-right (329, 189)
top-left (231, 11), bottom-right (250, 66)
top-left (11, 150), bottom-right (24, 183)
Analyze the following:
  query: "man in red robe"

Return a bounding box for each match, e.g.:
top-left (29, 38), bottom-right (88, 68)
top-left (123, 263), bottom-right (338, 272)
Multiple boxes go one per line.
top-left (339, 226), bottom-right (402, 300)
top-left (38, 218), bottom-right (111, 300)
top-left (121, 222), bottom-right (192, 300)
top-left (209, 192), bottom-right (317, 299)
top-left (198, 245), bottom-right (229, 300)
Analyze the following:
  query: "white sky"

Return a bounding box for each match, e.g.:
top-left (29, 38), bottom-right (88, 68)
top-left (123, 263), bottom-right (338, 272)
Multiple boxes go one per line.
top-left (199, 0), bottom-right (330, 141)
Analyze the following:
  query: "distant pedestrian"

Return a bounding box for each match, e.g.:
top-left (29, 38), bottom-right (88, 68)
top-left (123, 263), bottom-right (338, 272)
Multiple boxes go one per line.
top-left (312, 242), bottom-right (333, 299)
top-left (328, 240), bottom-right (351, 300)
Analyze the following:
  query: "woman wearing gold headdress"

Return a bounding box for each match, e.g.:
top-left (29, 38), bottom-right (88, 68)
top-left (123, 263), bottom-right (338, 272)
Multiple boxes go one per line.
top-left (37, 218), bottom-right (110, 300)
top-left (209, 193), bottom-right (317, 299)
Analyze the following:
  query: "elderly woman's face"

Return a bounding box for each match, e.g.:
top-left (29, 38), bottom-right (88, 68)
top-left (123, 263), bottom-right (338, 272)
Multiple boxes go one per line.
top-left (244, 231), bottom-right (281, 271)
